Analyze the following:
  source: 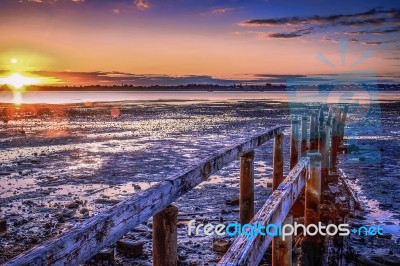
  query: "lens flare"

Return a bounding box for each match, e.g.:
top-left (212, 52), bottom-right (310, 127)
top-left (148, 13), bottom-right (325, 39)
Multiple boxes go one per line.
top-left (0, 72), bottom-right (39, 89)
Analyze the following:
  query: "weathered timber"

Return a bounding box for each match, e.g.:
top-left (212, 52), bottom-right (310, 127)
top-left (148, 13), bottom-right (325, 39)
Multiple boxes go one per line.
top-left (292, 117), bottom-right (308, 218)
top-left (324, 124), bottom-right (332, 174)
top-left (331, 116), bottom-right (339, 169)
top-left (309, 113), bottom-right (318, 151)
top-left (300, 116), bottom-right (308, 157)
top-left (302, 153), bottom-right (322, 265)
top-left (153, 205), bottom-right (178, 266)
top-left (239, 151), bottom-right (255, 225)
top-left (272, 133), bottom-right (284, 190)
top-left (217, 157), bottom-right (310, 266)
top-left (5, 126), bottom-right (284, 266)
top-left (318, 109), bottom-right (327, 189)
top-left (290, 120), bottom-right (299, 170)
top-left (304, 153), bottom-right (322, 230)
top-left (339, 106), bottom-right (349, 140)
top-left (274, 127), bottom-right (293, 266)
top-left (272, 132), bottom-right (286, 266)
top-left (273, 215), bottom-right (293, 266)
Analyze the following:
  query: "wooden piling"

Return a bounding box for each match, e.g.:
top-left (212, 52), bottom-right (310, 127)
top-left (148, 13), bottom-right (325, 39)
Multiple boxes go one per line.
top-left (304, 153), bottom-right (322, 230)
top-left (272, 133), bottom-right (284, 190)
top-left (300, 116), bottom-right (308, 157)
top-left (318, 110), bottom-right (327, 188)
top-left (290, 120), bottom-right (299, 170)
top-left (240, 151), bottom-right (255, 225)
top-left (331, 115), bottom-right (340, 169)
top-left (153, 205), bottom-right (178, 266)
top-left (273, 215), bottom-right (293, 266)
top-left (339, 106), bottom-right (349, 140)
top-left (272, 133), bottom-right (292, 266)
top-left (292, 119), bottom-right (305, 218)
top-left (309, 113), bottom-right (318, 151)
top-left (301, 153), bottom-right (322, 265)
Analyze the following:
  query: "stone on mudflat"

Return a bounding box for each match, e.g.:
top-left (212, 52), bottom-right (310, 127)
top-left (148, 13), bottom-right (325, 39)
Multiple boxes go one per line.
top-left (225, 198), bottom-right (239, 206)
top-left (377, 233), bottom-right (392, 240)
top-left (0, 219), bottom-right (6, 233)
top-left (94, 248), bottom-right (114, 264)
top-left (117, 238), bottom-right (144, 257)
top-left (212, 238), bottom-right (231, 253)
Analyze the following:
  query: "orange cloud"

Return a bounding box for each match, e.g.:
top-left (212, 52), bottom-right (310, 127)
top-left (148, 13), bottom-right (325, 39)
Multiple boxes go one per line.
top-left (134, 0), bottom-right (150, 10)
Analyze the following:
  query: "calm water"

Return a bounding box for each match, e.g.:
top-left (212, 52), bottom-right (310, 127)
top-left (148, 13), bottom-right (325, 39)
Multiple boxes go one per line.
top-left (0, 90), bottom-right (399, 104)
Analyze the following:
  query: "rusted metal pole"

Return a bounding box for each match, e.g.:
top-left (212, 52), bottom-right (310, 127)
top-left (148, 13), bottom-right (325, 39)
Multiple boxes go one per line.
top-left (272, 133), bottom-right (292, 266)
top-left (240, 151), bottom-right (255, 225)
top-left (309, 113), bottom-right (318, 151)
top-left (290, 120), bottom-right (299, 170)
top-left (300, 116), bottom-right (308, 157)
top-left (153, 205), bottom-right (178, 266)
top-left (304, 153), bottom-right (322, 230)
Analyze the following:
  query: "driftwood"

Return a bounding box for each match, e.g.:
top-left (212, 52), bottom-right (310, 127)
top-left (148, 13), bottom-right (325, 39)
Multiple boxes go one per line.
top-left (5, 126), bottom-right (284, 266)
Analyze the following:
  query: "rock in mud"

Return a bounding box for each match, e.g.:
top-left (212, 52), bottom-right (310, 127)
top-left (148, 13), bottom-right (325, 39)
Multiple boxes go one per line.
top-left (66, 202), bottom-right (79, 209)
top-left (212, 238), bottom-right (231, 253)
top-left (370, 255), bottom-right (400, 265)
top-left (356, 255), bottom-right (386, 266)
top-left (0, 219), bottom-right (7, 233)
top-left (225, 198), bottom-right (239, 206)
top-left (94, 248), bottom-right (114, 264)
top-left (377, 233), bottom-right (392, 240)
top-left (116, 238), bottom-right (144, 258)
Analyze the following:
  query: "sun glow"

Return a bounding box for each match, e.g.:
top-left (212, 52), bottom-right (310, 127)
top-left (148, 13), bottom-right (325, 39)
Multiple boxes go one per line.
top-left (0, 73), bottom-right (40, 89)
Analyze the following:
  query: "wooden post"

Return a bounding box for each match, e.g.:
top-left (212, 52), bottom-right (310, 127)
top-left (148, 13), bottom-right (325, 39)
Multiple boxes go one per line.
top-left (337, 109), bottom-right (342, 141)
top-left (300, 116), bottom-right (308, 157)
top-left (292, 119), bottom-right (305, 218)
top-left (309, 113), bottom-right (318, 151)
top-left (272, 133), bottom-right (284, 190)
top-left (325, 119), bottom-right (332, 172)
top-left (273, 215), bottom-right (293, 266)
top-left (339, 106), bottom-right (349, 140)
top-left (304, 153), bottom-right (322, 230)
top-left (290, 120), bottom-right (299, 170)
top-left (240, 151), bottom-right (255, 225)
top-left (302, 153), bottom-right (322, 266)
top-left (318, 110), bottom-right (327, 188)
top-left (153, 205), bottom-right (178, 266)
top-left (331, 114), bottom-right (340, 169)
top-left (272, 133), bottom-right (291, 266)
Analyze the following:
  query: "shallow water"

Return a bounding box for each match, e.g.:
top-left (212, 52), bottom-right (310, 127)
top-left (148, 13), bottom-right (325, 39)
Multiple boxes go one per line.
top-left (0, 94), bottom-right (399, 262)
top-left (0, 90), bottom-right (399, 104)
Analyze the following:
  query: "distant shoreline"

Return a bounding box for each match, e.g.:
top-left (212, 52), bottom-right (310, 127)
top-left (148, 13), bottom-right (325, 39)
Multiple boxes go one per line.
top-left (1, 84), bottom-right (399, 92)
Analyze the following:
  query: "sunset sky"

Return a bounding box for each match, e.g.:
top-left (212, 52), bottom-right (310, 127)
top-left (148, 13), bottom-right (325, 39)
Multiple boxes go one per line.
top-left (0, 0), bottom-right (399, 86)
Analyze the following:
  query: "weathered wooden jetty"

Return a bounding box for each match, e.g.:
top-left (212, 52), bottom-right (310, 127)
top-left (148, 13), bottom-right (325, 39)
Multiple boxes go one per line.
top-left (5, 105), bottom-right (349, 266)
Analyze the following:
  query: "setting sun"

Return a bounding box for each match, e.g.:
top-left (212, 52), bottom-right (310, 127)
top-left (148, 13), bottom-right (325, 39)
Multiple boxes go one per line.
top-left (0, 73), bottom-right (39, 89)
